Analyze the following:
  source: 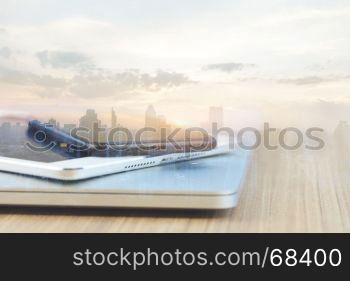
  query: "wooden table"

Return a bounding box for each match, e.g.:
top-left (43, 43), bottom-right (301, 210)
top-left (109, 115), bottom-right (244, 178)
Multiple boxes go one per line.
top-left (1, 139), bottom-right (349, 233)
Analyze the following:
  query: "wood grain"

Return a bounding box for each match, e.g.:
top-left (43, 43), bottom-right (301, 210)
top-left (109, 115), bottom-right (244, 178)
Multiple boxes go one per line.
top-left (0, 135), bottom-right (350, 233)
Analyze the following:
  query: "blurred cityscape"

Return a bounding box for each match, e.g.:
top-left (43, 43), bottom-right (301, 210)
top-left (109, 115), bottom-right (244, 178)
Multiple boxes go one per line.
top-left (2, 103), bottom-right (350, 150)
top-left (2, 104), bottom-right (350, 165)
top-left (0, 105), bottom-right (225, 144)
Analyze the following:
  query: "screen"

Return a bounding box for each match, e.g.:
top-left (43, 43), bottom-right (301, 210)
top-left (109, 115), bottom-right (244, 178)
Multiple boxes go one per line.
top-left (0, 123), bottom-right (71, 162)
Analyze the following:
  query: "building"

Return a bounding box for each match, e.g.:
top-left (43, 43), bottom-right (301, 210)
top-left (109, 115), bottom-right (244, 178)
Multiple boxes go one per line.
top-left (209, 106), bottom-right (224, 129)
top-left (62, 124), bottom-right (77, 134)
top-left (47, 118), bottom-right (59, 128)
top-left (145, 105), bottom-right (157, 128)
top-left (145, 105), bottom-right (158, 140)
top-left (79, 109), bottom-right (100, 129)
top-left (79, 109), bottom-right (101, 142)
top-left (111, 107), bottom-right (117, 129)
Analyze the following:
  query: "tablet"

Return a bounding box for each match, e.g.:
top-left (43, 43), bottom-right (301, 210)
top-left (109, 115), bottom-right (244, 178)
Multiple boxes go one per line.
top-left (0, 148), bottom-right (251, 209)
top-left (0, 125), bottom-right (251, 209)
top-left (0, 146), bottom-right (231, 181)
top-left (0, 124), bottom-right (230, 181)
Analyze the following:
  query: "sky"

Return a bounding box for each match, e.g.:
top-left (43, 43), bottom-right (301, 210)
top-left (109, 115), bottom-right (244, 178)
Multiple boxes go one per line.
top-left (0, 0), bottom-right (350, 129)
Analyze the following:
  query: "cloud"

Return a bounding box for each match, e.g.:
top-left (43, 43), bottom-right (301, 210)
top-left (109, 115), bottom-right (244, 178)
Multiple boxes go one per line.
top-left (204, 62), bottom-right (257, 73)
top-left (277, 75), bottom-right (350, 85)
top-left (152, 70), bottom-right (194, 87)
top-left (0, 47), bottom-right (12, 59)
top-left (32, 75), bottom-right (68, 89)
top-left (69, 70), bottom-right (195, 98)
top-left (0, 66), bottom-right (68, 88)
top-left (0, 66), bottom-right (194, 99)
top-left (36, 50), bottom-right (92, 69)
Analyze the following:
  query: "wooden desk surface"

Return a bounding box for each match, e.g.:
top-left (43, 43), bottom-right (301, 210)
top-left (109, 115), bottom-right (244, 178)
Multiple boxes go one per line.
top-left (1, 141), bottom-right (350, 233)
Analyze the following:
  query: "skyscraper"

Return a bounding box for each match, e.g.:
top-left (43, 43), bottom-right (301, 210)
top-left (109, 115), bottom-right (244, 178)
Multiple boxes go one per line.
top-left (47, 118), bottom-right (58, 128)
top-left (63, 124), bottom-right (77, 134)
top-left (145, 105), bottom-right (157, 128)
top-left (111, 107), bottom-right (117, 129)
top-left (145, 105), bottom-right (157, 140)
top-left (79, 109), bottom-right (101, 142)
top-left (79, 109), bottom-right (100, 128)
top-left (209, 106), bottom-right (224, 128)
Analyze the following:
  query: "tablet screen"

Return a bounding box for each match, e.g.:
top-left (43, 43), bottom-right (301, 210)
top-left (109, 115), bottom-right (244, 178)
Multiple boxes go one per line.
top-left (0, 123), bottom-right (70, 162)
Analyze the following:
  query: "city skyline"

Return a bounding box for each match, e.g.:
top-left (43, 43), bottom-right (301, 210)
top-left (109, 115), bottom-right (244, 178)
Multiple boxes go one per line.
top-left (1, 1), bottom-right (350, 131)
top-left (41, 105), bottom-right (174, 132)
top-left (0, 105), bottom-right (224, 131)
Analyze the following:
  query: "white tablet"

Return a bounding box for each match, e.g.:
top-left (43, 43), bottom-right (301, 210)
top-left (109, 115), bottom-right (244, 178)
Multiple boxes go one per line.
top-left (0, 146), bottom-right (231, 181)
top-left (0, 148), bottom-right (251, 209)
top-left (0, 128), bottom-right (251, 209)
